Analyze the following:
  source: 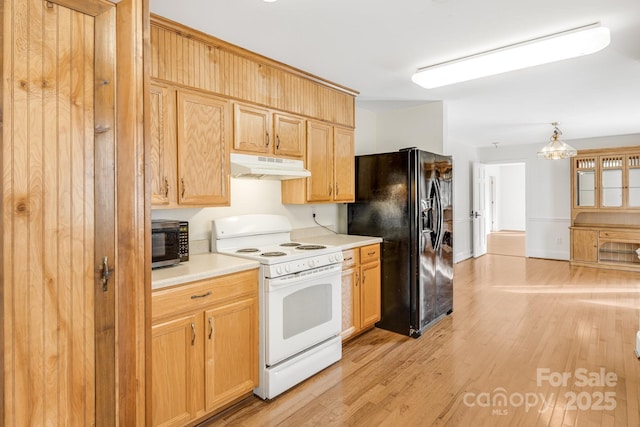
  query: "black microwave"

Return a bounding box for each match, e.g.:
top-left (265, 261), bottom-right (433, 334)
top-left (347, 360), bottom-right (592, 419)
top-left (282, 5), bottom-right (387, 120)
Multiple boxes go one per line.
top-left (151, 220), bottom-right (189, 269)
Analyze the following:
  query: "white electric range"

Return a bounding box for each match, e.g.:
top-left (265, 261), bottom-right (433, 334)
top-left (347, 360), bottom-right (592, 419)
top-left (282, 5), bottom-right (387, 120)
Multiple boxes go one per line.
top-left (212, 214), bottom-right (343, 399)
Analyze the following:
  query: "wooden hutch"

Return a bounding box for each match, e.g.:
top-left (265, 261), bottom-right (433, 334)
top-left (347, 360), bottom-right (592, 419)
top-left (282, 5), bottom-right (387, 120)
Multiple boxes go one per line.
top-left (570, 146), bottom-right (640, 271)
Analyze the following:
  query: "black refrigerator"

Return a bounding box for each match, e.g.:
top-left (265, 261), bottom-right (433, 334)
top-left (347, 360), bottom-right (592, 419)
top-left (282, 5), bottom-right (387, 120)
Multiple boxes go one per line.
top-left (347, 148), bottom-right (453, 338)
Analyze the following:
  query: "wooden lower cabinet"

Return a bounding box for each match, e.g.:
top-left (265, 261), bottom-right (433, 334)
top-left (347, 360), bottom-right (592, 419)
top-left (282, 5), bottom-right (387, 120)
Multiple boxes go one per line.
top-left (571, 226), bottom-right (640, 271)
top-left (151, 270), bottom-right (258, 427)
top-left (204, 299), bottom-right (258, 412)
top-left (341, 244), bottom-right (381, 341)
top-left (152, 314), bottom-right (201, 427)
top-left (571, 228), bottom-right (598, 263)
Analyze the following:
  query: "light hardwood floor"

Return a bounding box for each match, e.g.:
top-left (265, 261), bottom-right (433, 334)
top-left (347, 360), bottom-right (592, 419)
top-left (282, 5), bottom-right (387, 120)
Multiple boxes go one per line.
top-left (202, 255), bottom-right (640, 427)
top-left (487, 231), bottom-right (526, 257)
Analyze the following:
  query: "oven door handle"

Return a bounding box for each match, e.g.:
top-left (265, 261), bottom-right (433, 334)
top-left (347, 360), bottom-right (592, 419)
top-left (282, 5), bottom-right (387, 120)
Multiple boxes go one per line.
top-left (265, 264), bottom-right (342, 291)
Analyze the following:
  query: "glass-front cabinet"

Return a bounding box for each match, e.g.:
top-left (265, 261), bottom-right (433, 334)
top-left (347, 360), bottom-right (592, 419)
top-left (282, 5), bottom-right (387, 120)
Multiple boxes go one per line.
top-left (573, 151), bottom-right (640, 210)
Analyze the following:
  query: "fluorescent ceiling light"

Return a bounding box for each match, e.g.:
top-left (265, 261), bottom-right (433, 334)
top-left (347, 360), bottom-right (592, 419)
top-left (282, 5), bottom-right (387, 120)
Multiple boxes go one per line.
top-left (412, 23), bottom-right (610, 89)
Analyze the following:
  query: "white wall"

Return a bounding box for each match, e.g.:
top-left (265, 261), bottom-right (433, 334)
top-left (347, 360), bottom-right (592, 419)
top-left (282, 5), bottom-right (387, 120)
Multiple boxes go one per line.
top-left (478, 133), bottom-right (640, 260)
top-left (447, 139), bottom-right (479, 262)
top-left (484, 163), bottom-right (526, 231)
top-left (375, 102), bottom-right (445, 154)
top-left (151, 179), bottom-right (342, 241)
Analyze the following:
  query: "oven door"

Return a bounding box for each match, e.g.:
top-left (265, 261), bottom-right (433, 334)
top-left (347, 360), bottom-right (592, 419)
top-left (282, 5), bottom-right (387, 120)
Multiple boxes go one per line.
top-left (264, 263), bottom-right (341, 366)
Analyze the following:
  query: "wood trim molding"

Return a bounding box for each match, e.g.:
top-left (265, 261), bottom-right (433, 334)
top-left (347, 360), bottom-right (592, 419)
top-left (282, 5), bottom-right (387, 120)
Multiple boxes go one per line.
top-left (46, 0), bottom-right (115, 16)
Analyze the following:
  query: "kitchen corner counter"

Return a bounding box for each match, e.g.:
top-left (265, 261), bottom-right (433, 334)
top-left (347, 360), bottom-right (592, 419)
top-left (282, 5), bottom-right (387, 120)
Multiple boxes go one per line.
top-left (152, 253), bottom-right (260, 290)
top-left (298, 233), bottom-right (382, 250)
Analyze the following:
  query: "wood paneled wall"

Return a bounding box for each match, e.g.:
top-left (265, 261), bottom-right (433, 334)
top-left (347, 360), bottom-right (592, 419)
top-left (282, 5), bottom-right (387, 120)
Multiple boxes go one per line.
top-left (150, 15), bottom-right (356, 128)
top-left (2, 1), bottom-right (96, 424)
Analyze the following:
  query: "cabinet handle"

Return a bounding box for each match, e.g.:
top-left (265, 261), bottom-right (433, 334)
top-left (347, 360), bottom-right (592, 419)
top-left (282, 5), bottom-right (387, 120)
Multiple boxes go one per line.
top-left (191, 323), bottom-right (196, 346)
top-left (181, 178), bottom-right (186, 199)
top-left (367, 251), bottom-right (376, 256)
top-left (355, 271), bottom-right (360, 286)
top-left (164, 176), bottom-right (169, 198)
top-left (208, 317), bottom-right (213, 340)
top-left (265, 131), bottom-right (270, 147)
top-left (276, 135), bottom-right (280, 149)
top-left (328, 185), bottom-right (332, 196)
top-left (190, 291), bottom-right (212, 299)
top-left (343, 257), bottom-right (353, 261)
top-left (336, 183), bottom-right (339, 196)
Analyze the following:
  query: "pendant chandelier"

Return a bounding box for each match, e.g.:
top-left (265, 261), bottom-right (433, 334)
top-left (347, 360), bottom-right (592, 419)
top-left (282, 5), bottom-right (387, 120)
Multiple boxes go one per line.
top-left (537, 122), bottom-right (577, 160)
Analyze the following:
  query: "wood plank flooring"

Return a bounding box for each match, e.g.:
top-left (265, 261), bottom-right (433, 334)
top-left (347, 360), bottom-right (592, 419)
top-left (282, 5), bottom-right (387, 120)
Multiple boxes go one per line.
top-left (487, 231), bottom-right (526, 257)
top-left (201, 255), bottom-right (640, 427)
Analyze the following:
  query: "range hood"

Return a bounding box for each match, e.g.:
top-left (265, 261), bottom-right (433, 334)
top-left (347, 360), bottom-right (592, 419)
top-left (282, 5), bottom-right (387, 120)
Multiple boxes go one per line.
top-left (230, 153), bottom-right (311, 180)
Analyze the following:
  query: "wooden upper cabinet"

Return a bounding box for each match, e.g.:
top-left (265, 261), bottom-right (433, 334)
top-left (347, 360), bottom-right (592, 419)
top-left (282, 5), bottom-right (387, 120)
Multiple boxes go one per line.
top-left (273, 113), bottom-right (305, 158)
top-left (233, 103), bottom-right (305, 159)
top-left (177, 89), bottom-right (231, 206)
top-left (150, 83), bottom-right (231, 208)
top-left (281, 121), bottom-right (355, 204)
top-left (150, 83), bottom-right (177, 205)
top-left (333, 126), bottom-right (355, 202)
top-left (233, 103), bottom-right (272, 154)
top-left (571, 148), bottom-right (640, 217)
top-left (306, 121), bottom-right (334, 202)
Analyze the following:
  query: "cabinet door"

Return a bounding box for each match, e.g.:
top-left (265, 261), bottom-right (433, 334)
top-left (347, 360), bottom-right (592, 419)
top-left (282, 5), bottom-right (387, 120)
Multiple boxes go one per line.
top-left (360, 260), bottom-right (381, 329)
top-left (333, 126), bottom-right (355, 202)
top-left (150, 83), bottom-right (177, 205)
top-left (274, 113), bottom-right (305, 158)
top-left (341, 266), bottom-right (359, 340)
top-left (204, 297), bottom-right (258, 412)
top-left (233, 103), bottom-right (271, 154)
top-left (573, 156), bottom-right (597, 208)
top-left (600, 155), bottom-right (624, 208)
top-left (306, 120), bottom-right (333, 202)
top-left (151, 314), bottom-right (201, 427)
top-left (177, 90), bottom-right (231, 206)
top-left (572, 229), bottom-right (598, 263)
top-left (626, 154), bottom-right (640, 208)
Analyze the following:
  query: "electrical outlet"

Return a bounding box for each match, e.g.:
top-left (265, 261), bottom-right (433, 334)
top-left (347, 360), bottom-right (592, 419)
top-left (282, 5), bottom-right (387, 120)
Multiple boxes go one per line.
top-left (311, 207), bottom-right (317, 216)
top-left (556, 237), bottom-right (562, 245)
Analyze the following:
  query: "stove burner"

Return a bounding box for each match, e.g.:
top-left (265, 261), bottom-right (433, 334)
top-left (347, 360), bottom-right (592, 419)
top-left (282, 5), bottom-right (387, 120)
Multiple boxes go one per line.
top-left (236, 248), bottom-right (260, 253)
top-left (295, 244), bottom-right (326, 250)
top-left (261, 251), bottom-right (287, 257)
top-left (280, 242), bottom-right (302, 247)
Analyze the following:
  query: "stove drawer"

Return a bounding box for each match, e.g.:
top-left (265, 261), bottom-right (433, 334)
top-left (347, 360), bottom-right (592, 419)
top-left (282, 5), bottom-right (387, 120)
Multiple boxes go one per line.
top-left (341, 248), bottom-right (359, 269)
top-left (152, 269), bottom-right (258, 321)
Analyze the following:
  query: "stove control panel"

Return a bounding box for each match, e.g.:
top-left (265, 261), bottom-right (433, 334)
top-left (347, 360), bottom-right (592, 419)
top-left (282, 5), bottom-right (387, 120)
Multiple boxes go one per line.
top-left (264, 251), bottom-right (344, 278)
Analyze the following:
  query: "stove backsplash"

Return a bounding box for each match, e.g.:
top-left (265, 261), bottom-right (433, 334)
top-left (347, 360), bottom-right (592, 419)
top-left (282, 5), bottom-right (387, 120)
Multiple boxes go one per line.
top-left (151, 178), bottom-right (347, 252)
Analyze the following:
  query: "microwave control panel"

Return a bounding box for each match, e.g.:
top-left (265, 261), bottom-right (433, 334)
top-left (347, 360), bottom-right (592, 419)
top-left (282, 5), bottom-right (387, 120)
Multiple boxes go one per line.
top-left (179, 221), bottom-right (189, 262)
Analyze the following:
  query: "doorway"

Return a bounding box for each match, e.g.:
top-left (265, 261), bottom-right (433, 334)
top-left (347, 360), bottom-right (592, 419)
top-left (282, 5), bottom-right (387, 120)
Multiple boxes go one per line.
top-left (473, 162), bottom-right (526, 257)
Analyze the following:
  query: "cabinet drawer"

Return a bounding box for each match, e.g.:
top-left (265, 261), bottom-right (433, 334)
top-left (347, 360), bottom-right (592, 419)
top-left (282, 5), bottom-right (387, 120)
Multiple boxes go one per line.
top-left (599, 230), bottom-right (640, 241)
top-left (341, 248), bottom-right (359, 269)
top-left (359, 244), bottom-right (380, 264)
top-left (152, 269), bottom-right (258, 321)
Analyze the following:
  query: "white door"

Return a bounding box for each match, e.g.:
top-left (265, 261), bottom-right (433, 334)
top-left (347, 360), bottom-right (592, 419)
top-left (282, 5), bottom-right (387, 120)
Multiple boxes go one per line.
top-left (472, 162), bottom-right (487, 257)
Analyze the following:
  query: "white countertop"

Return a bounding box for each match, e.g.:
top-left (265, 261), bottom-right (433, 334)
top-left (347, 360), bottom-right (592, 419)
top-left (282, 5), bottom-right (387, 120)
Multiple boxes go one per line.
top-left (152, 253), bottom-right (260, 290)
top-left (297, 233), bottom-right (382, 250)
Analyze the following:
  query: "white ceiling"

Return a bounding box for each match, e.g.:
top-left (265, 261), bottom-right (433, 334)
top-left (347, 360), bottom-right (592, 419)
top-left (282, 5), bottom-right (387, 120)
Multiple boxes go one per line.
top-left (150, 0), bottom-right (640, 148)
